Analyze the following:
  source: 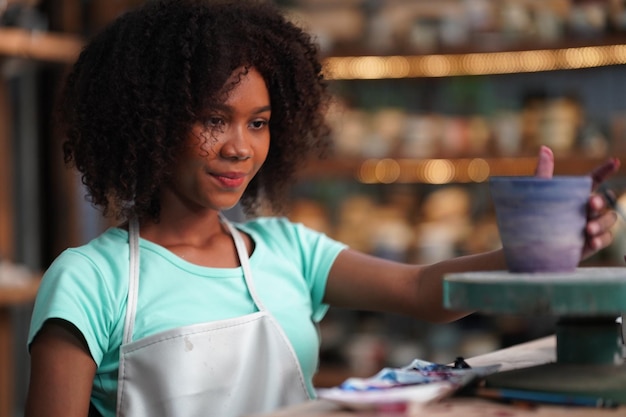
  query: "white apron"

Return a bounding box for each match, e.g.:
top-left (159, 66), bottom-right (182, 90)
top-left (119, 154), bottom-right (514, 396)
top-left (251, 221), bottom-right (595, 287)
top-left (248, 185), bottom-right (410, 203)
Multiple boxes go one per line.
top-left (115, 216), bottom-right (310, 417)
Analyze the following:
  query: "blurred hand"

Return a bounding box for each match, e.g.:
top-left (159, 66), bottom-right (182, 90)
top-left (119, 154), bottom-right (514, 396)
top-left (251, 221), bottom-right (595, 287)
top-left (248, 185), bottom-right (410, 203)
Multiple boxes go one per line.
top-left (534, 145), bottom-right (621, 261)
top-left (585, 155), bottom-right (621, 260)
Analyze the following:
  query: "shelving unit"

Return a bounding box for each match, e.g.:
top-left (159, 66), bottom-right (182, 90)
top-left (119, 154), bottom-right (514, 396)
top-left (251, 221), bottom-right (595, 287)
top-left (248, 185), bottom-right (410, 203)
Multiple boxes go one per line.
top-left (287, 2), bottom-right (626, 385)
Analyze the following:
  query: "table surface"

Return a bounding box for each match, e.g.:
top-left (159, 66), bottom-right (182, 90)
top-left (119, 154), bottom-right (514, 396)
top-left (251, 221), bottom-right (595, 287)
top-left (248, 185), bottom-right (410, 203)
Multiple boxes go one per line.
top-left (258, 336), bottom-right (626, 417)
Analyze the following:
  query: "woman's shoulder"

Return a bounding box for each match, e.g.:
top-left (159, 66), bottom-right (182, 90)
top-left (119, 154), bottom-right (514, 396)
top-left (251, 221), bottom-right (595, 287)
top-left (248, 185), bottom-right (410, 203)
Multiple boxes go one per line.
top-left (239, 215), bottom-right (293, 230)
top-left (49, 227), bottom-right (129, 276)
top-left (237, 216), bottom-right (345, 253)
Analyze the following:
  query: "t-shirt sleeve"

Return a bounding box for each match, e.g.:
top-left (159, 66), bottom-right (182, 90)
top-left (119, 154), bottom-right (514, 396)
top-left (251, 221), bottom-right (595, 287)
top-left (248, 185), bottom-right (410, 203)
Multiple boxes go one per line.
top-left (286, 220), bottom-right (348, 323)
top-left (27, 249), bottom-right (117, 365)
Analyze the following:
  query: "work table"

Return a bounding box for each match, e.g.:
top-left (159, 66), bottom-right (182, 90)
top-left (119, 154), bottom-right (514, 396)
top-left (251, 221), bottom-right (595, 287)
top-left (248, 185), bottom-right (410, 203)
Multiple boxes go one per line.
top-left (259, 336), bottom-right (626, 417)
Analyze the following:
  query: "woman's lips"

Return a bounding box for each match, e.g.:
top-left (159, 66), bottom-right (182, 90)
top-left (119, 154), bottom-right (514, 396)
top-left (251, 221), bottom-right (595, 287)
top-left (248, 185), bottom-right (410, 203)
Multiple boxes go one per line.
top-left (212, 173), bottom-right (246, 188)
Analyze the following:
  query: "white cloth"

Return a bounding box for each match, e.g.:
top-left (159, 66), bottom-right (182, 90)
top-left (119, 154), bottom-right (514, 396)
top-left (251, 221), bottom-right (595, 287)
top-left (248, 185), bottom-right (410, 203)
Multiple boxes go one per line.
top-left (115, 216), bottom-right (310, 417)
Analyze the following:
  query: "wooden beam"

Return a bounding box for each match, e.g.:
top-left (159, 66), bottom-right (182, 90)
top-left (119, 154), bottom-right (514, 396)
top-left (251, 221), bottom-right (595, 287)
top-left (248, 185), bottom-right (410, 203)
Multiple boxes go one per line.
top-left (0, 28), bottom-right (82, 63)
top-left (0, 80), bottom-right (13, 261)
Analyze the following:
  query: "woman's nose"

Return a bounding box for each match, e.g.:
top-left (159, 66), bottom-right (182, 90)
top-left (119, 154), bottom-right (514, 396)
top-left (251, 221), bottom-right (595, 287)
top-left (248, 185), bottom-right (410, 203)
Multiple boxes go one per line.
top-left (220, 127), bottom-right (252, 161)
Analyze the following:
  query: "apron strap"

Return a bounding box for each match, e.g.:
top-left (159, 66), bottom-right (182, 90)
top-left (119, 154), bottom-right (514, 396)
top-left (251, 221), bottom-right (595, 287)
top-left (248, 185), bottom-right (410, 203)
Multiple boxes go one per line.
top-left (123, 217), bottom-right (141, 344)
top-left (219, 213), bottom-right (267, 312)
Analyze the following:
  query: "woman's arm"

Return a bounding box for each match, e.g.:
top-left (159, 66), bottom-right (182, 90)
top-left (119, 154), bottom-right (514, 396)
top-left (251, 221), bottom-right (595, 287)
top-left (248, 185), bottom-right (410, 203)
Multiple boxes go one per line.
top-left (25, 319), bottom-right (97, 417)
top-left (324, 248), bottom-right (505, 323)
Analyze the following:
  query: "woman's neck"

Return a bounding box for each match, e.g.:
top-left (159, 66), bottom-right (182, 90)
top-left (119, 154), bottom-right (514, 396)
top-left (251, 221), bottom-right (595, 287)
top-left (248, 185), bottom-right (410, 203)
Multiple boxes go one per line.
top-left (137, 211), bottom-right (246, 268)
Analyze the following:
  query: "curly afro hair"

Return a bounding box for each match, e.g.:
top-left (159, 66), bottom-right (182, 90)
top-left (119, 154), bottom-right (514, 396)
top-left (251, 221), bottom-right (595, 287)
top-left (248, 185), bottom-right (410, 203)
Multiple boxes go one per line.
top-left (58, 0), bottom-right (332, 221)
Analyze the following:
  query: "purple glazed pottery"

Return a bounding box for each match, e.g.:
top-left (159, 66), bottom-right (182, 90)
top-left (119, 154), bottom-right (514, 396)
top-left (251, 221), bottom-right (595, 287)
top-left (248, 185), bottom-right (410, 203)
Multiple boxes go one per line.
top-left (489, 175), bottom-right (592, 273)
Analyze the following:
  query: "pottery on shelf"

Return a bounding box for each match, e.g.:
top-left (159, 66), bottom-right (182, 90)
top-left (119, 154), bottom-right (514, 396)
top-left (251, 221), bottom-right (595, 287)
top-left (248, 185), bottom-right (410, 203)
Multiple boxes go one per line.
top-left (489, 175), bottom-right (592, 273)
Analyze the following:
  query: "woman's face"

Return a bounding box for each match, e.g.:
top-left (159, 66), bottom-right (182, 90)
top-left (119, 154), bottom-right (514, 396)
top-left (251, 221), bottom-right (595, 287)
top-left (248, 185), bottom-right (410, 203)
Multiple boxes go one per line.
top-left (166, 68), bottom-right (271, 213)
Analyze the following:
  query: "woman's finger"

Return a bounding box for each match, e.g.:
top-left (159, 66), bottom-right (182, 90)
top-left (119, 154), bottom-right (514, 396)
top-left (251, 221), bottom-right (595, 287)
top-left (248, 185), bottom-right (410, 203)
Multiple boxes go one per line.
top-left (589, 157), bottom-right (620, 189)
top-left (534, 146), bottom-right (554, 179)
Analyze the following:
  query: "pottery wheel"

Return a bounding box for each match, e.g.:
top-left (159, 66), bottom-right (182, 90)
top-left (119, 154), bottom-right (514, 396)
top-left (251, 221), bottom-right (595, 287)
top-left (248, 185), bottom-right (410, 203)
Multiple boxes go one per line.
top-left (444, 267), bottom-right (626, 316)
top-left (443, 267), bottom-right (626, 403)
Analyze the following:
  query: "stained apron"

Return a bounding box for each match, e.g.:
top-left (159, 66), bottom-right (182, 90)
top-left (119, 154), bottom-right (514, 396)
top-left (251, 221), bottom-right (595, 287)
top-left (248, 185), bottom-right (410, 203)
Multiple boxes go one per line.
top-left (114, 215), bottom-right (310, 417)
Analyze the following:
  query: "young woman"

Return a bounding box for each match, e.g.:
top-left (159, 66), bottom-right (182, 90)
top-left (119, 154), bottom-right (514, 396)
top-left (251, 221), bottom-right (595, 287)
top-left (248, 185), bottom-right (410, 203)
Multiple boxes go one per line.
top-left (25, 1), bottom-right (620, 416)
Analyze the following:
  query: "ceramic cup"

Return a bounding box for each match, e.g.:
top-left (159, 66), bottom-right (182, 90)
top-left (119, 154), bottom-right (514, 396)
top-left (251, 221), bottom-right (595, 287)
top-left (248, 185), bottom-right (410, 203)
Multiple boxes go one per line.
top-left (490, 175), bottom-right (592, 273)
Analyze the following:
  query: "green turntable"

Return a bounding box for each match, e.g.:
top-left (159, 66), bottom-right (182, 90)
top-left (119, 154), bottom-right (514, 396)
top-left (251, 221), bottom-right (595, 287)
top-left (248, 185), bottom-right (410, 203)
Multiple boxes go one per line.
top-left (444, 267), bottom-right (626, 403)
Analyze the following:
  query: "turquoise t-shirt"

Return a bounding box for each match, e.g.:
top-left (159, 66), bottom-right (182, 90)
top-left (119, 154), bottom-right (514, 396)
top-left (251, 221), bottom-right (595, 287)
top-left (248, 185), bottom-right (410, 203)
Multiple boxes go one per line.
top-left (28, 217), bottom-right (346, 416)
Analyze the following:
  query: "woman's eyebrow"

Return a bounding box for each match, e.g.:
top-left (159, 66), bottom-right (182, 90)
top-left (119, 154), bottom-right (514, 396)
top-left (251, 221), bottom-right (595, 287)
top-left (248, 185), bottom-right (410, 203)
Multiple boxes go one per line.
top-left (252, 105), bottom-right (272, 114)
top-left (208, 104), bottom-right (271, 115)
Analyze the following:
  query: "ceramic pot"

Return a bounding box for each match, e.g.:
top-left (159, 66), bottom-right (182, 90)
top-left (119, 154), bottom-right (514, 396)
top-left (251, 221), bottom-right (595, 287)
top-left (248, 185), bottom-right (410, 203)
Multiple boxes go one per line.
top-left (490, 175), bottom-right (592, 273)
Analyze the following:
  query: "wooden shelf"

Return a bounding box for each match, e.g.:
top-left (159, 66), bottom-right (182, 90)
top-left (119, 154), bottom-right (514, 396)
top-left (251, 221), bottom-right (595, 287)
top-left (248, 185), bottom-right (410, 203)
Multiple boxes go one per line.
top-left (327, 34), bottom-right (626, 58)
top-left (0, 275), bottom-right (40, 306)
top-left (300, 155), bottom-right (624, 184)
top-left (0, 28), bottom-right (83, 64)
top-left (324, 44), bottom-right (626, 80)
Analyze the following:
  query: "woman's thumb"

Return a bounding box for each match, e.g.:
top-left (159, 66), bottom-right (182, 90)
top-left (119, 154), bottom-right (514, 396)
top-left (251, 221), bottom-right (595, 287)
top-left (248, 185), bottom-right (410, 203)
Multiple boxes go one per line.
top-left (534, 146), bottom-right (554, 179)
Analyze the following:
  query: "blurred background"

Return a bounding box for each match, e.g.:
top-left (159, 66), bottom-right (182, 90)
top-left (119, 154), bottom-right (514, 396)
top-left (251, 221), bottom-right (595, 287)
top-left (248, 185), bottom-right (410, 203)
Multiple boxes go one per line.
top-left (3, 0), bottom-right (626, 415)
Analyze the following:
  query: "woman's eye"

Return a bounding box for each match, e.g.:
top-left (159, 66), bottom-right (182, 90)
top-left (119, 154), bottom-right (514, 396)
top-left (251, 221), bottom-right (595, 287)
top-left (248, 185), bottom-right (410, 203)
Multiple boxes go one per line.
top-left (250, 119), bottom-right (268, 129)
top-left (207, 116), bottom-right (225, 127)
